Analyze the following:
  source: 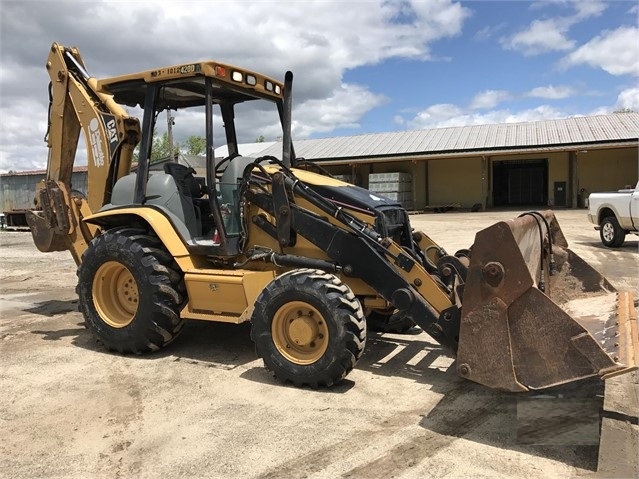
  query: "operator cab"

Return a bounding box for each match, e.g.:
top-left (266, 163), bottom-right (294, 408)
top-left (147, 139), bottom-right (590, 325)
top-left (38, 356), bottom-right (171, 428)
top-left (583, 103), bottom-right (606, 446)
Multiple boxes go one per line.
top-left (97, 62), bottom-right (286, 256)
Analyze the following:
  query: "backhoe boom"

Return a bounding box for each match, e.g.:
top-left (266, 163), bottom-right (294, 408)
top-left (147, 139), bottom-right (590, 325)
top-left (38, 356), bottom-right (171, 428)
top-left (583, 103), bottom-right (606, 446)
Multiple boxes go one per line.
top-left (27, 43), bottom-right (140, 263)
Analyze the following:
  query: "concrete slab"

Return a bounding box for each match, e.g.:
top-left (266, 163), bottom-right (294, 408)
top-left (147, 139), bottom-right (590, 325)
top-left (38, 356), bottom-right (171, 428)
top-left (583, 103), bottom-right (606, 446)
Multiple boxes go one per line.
top-left (596, 372), bottom-right (639, 478)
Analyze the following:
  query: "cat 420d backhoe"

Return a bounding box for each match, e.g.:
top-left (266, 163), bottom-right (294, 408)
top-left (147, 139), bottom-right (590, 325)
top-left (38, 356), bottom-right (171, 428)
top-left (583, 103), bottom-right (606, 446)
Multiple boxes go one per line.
top-left (27, 43), bottom-right (637, 391)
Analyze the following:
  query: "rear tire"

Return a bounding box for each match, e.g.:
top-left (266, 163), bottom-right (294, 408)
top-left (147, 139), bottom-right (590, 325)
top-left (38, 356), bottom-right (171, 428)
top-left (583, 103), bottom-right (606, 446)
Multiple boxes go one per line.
top-left (250, 269), bottom-right (366, 388)
top-left (600, 216), bottom-right (626, 248)
top-left (77, 227), bottom-right (186, 353)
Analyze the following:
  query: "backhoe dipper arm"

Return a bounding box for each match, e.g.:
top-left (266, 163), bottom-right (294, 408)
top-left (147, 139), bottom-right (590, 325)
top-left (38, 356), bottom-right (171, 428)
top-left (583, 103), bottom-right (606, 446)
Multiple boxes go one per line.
top-left (27, 43), bottom-right (140, 264)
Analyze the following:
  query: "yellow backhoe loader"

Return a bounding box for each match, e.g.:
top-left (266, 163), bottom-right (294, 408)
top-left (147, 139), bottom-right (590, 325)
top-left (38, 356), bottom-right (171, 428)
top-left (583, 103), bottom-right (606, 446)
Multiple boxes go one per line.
top-left (26, 43), bottom-right (637, 391)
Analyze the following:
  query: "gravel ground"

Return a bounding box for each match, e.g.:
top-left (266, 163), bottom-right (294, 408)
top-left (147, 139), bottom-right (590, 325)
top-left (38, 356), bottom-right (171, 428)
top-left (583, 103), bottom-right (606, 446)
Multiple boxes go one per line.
top-left (1, 209), bottom-right (637, 479)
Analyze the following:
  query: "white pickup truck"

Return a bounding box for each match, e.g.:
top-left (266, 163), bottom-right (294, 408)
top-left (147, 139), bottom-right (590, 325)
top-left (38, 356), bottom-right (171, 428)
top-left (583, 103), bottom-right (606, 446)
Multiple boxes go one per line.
top-left (587, 181), bottom-right (639, 247)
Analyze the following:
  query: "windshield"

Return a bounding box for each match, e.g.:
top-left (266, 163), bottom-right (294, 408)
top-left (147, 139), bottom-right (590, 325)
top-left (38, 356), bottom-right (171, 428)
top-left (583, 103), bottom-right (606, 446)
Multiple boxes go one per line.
top-left (148, 94), bottom-right (282, 239)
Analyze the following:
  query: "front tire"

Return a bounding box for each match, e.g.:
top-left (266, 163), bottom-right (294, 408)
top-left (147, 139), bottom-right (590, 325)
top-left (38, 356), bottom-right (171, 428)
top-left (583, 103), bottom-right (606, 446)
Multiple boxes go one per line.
top-left (250, 269), bottom-right (366, 388)
top-left (77, 227), bottom-right (186, 353)
top-left (600, 216), bottom-right (626, 248)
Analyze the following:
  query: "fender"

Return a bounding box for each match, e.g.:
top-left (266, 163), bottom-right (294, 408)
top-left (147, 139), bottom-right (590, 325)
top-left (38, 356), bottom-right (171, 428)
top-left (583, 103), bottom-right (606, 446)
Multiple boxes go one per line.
top-left (83, 207), bottom-right (190, 260)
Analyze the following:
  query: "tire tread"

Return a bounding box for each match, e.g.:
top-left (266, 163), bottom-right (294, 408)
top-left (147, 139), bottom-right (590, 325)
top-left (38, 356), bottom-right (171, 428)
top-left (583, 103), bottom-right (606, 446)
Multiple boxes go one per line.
top-left (250, 268), bottom-right (366, 388)
top-left (77, 227), bottom-right (186, 354)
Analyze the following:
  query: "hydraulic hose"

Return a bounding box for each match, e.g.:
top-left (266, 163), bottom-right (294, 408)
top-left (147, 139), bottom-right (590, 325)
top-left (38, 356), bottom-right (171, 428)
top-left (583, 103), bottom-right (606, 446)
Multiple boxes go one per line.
top-left (519, 212), bottom-right (547, 292)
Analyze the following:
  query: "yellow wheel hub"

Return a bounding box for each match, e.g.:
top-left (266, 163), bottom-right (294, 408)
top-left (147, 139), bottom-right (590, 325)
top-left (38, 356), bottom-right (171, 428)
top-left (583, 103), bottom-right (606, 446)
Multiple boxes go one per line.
top-left (272, 301), bottom-right (329, 365)
top-left (93, 261), bottom-right (138, 328)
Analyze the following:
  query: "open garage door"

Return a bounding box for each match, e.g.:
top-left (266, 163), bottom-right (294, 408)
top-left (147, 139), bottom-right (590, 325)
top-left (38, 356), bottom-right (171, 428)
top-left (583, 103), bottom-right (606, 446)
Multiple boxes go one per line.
top-left (492, 159), bottom-right (548, 207)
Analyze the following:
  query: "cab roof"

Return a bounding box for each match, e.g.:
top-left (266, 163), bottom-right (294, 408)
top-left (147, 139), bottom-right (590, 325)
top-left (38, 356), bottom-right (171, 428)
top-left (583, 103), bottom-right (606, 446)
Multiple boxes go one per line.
top-left (96, 60), bottom-right (284, 110)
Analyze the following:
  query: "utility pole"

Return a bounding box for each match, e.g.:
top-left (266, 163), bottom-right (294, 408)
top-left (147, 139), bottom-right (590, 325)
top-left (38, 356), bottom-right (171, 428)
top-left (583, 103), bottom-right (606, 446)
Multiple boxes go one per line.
top-left (167, 109), bottom-right (175, 160)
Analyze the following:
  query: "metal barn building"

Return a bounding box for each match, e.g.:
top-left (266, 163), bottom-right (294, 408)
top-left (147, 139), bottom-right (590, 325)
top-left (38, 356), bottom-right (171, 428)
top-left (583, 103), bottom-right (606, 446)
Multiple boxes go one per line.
top-left (0, 167), bottom-right (89, 226)
top-left (2, 113), bottom-right (637, 219)
top-left (258, 112), bottom-right (639, 210)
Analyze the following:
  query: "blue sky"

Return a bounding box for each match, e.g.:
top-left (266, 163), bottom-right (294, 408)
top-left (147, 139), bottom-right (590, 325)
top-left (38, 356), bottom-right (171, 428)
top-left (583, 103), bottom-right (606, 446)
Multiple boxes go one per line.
top-left (1, 0), bottom-right (637, 172)
top-left (338, 0), bottom-right (638, 135)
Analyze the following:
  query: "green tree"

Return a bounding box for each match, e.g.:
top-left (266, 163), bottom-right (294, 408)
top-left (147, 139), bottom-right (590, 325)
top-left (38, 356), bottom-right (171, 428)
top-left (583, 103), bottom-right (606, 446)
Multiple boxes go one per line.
top-left (256, 135), bottom-right (265, 143)
top-left (151, 132), bottom-right (180, 162)
top-left (185, 135), bottom-right (206, 156)
top-left (132, 131), bottom-right (201, 165)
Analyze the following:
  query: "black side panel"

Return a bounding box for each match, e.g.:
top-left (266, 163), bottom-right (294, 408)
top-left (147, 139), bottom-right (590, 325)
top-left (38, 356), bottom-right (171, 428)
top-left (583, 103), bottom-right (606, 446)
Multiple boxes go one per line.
top-left (309, 184), bottom-right (401, 212)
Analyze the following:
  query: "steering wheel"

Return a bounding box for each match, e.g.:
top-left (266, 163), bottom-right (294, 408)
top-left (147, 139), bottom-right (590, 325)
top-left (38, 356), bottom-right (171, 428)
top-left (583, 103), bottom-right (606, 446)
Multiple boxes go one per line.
top-left (215, 152), bottom-right (240, 176)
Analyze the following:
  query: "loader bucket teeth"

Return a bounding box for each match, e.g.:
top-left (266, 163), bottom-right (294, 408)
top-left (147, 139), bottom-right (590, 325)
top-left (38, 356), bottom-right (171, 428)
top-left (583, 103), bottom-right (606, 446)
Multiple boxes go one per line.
top-left (457, 210), bottom-right (638, 392)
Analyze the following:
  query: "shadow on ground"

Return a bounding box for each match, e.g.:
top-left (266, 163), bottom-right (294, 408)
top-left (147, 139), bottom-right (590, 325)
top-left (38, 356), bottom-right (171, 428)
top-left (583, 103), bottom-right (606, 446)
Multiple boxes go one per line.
top-left (573, 239), bottom-right (639, 251)
top-left (24, 299), bottom-right (77, 316)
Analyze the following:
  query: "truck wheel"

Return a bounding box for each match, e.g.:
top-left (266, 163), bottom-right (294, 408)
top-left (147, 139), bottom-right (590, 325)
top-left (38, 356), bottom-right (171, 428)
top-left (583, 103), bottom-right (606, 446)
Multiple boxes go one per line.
top-left (600, 216), bottom-right (626, 248)
top-left (77, 227), bottom-right (186, 353)
top-left (367, 310), bottom-right (416, 334)
top-left (250, 269), bottom-right (366, 388)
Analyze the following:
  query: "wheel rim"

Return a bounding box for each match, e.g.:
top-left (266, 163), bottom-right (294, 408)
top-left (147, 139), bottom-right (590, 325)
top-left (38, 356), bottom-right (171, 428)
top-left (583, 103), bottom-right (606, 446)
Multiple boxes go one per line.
top-left (271, 301), bottom-right (329, 365)
top-left (602, 222), bottom-right (614, 242)
top-left (93, 261), bottom-right (139, 328)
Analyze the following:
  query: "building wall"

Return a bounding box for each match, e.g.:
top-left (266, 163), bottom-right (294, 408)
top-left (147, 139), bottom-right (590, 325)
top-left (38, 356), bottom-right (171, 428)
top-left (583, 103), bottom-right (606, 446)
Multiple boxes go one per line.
top-left (0, 171), bottom-right (88, 212)
top-left (413, 161), bottom-right (427, 209)
top-left (576, 147), bottom-right (638, 196)
top-left (428, 157), bottom-right (483, 207)
top-left (424, 146), bottom-right (636, 209)
top-left (1, 173), bottom-right (44, 211)
top-left (548, 153), bottom-right (569, 206)
top-left (324, 146), bottom-right (636, 210)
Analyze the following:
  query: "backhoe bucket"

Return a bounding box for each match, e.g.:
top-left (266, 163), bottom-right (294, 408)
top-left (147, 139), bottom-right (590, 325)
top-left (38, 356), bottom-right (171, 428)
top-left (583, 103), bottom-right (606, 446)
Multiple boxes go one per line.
top-left (26, 210), bottom-right (69, 252)
top-left (25, 180), bottom-right (73, 253)
top-left (457, 211), bottom-right (637, 392)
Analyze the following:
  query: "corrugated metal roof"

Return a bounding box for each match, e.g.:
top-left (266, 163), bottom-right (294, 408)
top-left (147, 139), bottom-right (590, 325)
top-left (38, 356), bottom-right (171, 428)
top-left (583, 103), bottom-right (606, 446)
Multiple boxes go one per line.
top-left (3, 114), bottom-right (636, 177)
top-left (259, 112), bottom-right (639, 161)
top-left (214, 141), bottom-right (277, 158)
top-left (0, 166), bottom-right (88, 177)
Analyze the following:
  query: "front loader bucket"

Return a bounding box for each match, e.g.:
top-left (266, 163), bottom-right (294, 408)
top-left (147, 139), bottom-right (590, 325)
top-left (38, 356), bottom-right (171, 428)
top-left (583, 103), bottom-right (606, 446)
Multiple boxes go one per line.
top-left (457, 210), bottom-right (637, 392)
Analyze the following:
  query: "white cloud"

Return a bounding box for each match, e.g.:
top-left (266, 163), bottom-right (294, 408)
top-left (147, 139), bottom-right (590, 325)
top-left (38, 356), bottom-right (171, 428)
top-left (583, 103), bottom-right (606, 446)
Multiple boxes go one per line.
top-left (294, 84), bottom-right (388, 137)
top-left (474, 22), bottom-right (507, 41)
top-left (393, 115), bottom-right (406, 126)
top-left (573, 1), bottom-right (607, 20)
top-left (502, 1), bottom-right (606, 56)
top-left (408, 104), bottom-right (568, 129)
top-left (562, 27), bottom-right (639, 76)
top-left (405, 74), bottom-right (634, 129)
top-left (409, 103), bottom-right (464, 127)
top-left (529, 1), bottom-right (607, 18)
top-left (0, 98), bottom-right (49, 172)
top-left (0, 0), bottom-right (471, 172)
top-left (470, 90), bottom-right (511, 109)
top-left (527, 85), bottom-right (575, 99)
top-left (502, 18), bottom-right (575, 55)
top-left (616, 88), bottom-right (639, 111)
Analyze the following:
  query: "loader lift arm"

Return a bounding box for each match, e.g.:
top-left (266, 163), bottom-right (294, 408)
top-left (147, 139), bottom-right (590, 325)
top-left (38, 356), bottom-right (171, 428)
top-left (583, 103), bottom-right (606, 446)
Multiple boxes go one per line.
top-left (244, 166), bottom-right (459, 351)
